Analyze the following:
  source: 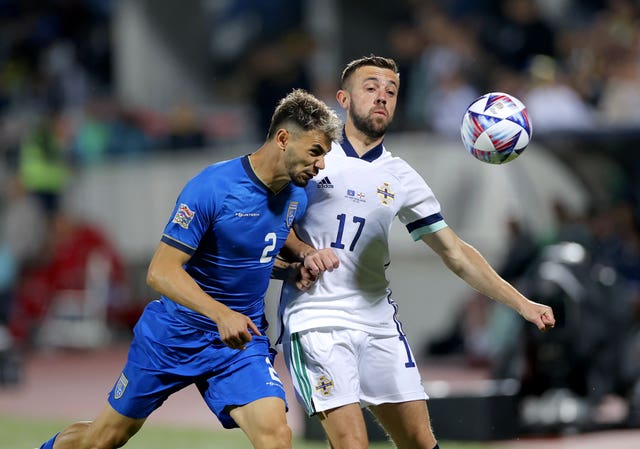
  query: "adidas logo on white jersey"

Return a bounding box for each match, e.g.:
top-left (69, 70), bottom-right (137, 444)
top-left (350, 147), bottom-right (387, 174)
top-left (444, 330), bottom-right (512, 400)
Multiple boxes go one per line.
top-left (317, 176), bottom-right (334, 188)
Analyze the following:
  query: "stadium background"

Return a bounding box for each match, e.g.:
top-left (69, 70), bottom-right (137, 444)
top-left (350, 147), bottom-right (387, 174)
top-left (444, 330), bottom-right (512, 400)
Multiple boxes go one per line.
top-left (0, 0), bottom-right (639, 446)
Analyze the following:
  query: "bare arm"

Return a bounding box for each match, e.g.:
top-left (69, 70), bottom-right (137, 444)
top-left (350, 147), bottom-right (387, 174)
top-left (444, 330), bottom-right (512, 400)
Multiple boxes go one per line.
top-left (271, 256), bottom-right (317, 291)
top-left (271, 229), bottom-right (339, 291)
top-left (421, 227), bottom-right (555, 331)
top-left (281, 229), bottom-right (340, 275)
top-left (146, 242), bottom-right (261, 349)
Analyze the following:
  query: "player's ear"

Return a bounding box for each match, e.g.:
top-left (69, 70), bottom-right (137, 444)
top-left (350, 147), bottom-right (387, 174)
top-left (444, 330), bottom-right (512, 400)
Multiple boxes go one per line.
top-left (336, 90), bottom-right (349, 109)
top-left (275, 128), bottom-right (289, 150)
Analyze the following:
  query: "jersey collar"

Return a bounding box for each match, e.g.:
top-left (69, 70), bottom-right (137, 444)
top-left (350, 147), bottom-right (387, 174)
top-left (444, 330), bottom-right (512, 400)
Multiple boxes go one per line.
top-left (241, 154), bottom-right (291, 195)
top-left (339, 128), bottom-right (384, 162)
top-left (242, 154), bottom-right (270, 191)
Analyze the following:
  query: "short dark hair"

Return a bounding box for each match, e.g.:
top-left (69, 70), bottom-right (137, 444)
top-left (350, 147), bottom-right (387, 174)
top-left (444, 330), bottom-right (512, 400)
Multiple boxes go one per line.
top-left (267, 89), bottom-right (342, 142)
top-left (341, 55), bottom-right (399, 89)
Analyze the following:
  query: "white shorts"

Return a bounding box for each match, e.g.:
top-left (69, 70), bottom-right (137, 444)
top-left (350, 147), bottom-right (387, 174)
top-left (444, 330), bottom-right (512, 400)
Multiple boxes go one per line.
top-left (282, 328), bottom-right (427, 415)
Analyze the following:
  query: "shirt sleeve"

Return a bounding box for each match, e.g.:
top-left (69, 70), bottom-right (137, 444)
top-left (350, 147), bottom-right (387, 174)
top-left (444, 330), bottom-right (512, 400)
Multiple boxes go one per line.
top-left (394, 159), bottom-right (448, 241)
top-left (161, 169), bottom-right (217, 254)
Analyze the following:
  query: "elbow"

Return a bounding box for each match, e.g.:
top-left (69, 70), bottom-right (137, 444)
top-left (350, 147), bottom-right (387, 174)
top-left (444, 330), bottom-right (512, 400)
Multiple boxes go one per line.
top-left (146, 265), bottom-right (160, 290)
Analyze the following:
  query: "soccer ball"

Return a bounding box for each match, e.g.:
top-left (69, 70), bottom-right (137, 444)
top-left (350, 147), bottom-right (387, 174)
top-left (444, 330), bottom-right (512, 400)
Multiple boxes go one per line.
top-left (460, 92), bottom-right (532, 164)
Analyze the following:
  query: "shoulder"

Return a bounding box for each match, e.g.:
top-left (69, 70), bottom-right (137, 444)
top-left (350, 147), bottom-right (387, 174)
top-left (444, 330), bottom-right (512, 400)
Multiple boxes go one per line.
top-left (180, 158), bottom-right (243, 205)
top-left (198, 157), bottom-right (240, 178)
top-left (188, 157), bottom-right (244, 189)
top-left (376, 149), bottom-right (421, 180)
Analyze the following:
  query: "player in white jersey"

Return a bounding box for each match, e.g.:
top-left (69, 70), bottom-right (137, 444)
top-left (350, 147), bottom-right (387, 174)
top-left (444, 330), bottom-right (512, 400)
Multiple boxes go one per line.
top-left (277, 56), bottom-right (555, 449)
top-left (282, 140), bottom-right (445, 336)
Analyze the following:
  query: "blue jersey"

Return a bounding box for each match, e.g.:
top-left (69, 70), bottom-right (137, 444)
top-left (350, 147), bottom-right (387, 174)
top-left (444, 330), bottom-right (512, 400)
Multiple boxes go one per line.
top-left (159, 155), bottom-right (307, 333)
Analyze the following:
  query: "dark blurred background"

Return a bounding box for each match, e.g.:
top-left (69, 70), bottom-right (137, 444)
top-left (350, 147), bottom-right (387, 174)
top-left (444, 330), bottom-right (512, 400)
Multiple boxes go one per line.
top-left (0, 0), bottom-right (639, 439)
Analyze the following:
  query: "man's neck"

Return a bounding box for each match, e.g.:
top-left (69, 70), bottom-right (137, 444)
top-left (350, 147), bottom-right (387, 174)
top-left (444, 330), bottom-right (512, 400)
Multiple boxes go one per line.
top-left (344, 122), bottom-right (384, 157)
top-left (248, 148), bottom-right (289, 194)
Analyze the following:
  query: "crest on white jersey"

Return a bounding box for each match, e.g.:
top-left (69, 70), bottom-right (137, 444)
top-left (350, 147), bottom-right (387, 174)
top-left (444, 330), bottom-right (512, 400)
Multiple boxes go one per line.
top-left (376, 182), bottom-right (395, 206)
top-left (314, 375), bottom-right (334, 396)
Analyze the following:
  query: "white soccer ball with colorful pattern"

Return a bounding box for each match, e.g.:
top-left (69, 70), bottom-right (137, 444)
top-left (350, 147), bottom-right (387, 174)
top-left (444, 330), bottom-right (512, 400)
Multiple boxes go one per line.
top-left (460, 92), bottom-right (532, 164)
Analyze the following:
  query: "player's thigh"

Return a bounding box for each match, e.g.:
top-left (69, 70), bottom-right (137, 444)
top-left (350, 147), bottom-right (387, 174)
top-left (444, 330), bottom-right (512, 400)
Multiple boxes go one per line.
top-left (369, 400), bottom-right (437, 449)
top-left (283, 329), bottom-right (361, 414)
top-left (359, 334), bottom-right (426, 405)
top-left (318, 402), bottom-right (369, 449)
top-left (229, 397), bottom-right (291, 448)
top-left (199, 342), bottom-right (287, 429)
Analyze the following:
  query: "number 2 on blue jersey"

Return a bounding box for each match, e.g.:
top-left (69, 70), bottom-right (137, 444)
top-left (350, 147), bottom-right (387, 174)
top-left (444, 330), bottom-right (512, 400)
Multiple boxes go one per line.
top-left (331, 214), bottom-right (366, 251)
top-left (260, 232), bottom-right (277, 263)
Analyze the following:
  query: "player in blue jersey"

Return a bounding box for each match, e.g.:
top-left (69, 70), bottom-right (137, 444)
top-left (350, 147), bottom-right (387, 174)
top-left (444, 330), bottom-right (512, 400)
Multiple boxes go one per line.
top-left (277, 56), bottom-right (556, 449)
top-left (37, 89), bottom-right (342, 449)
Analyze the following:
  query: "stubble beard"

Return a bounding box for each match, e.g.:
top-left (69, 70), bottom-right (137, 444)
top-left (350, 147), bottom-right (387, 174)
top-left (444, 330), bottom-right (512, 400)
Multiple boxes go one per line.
top-left (289, 162), bottom-right (313, 187)
top-left (350, 107), bottom-right (390, 140)
top-left (291, 176), bottom-right (309, 187)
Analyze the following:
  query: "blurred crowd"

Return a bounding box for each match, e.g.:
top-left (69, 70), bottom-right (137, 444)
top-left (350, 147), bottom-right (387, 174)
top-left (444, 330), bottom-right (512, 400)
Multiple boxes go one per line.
top-left (386, 0), bottom-right (640, 136)
top-left (0, 1), bottom-right (639, 162)
top-left (1, 1), bottom-right (640, 163)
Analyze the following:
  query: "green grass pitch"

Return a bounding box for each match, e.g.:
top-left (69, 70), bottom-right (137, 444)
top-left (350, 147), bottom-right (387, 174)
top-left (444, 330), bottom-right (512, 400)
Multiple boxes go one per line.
top-left (1, 414), bottom-right (495, 449)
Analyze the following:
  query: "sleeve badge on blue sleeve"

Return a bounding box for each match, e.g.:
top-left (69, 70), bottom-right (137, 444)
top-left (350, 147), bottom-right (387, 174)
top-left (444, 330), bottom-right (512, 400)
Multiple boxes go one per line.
top-left (114, 372), bottom-right (129, 399)
top-left (172, 203), bottom-right (195, 229)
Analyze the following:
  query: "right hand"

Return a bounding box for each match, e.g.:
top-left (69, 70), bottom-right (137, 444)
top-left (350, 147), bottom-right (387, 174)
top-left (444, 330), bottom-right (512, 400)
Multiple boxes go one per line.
top-left (216, 307), bottom-right (262, 350)
top-left (303, 248), bottom-right (339, 276)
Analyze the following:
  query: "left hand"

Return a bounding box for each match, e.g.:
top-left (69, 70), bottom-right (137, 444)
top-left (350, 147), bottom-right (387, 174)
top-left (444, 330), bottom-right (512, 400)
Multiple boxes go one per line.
top-left (521, 299), bottom-right (555, 332)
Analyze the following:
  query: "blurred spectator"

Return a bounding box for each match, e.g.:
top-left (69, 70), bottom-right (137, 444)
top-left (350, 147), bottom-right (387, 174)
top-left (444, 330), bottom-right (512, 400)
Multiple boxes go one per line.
top-left (167, 103), bottom-right (205, 151)
top-left (72, 96), bottom-right (112, 165)
top-left (74, 98), bottom-right (161, 163)
top-left (485, 65), bottom-right (529, 100)
top-left (400, 3), bottom-right (482, 134)
top-left (9, 209), bottom-right (129, 348)
top-left (598, 55), bottom-right (640, 127)
top-left (207, 0), bottom-right (303, 79)
top-left (0, 175), bottom-right (46, 365)
top-left (523, 55), bottom-right (597, 133)
top-left (387, 23), bottom-right (425, 130)
top-left (106, 105), bottom-right (149, 160)
top-left (480, 0), bottom-right (557, 71)
top-left (246, 30), bottom-right (314, 134)
top-left (17, 112), bottom-right (71, 217)
top-left (590, 201), bottom-right (640, 284)
top-left (41, 39), bottom-right (89, 111)
top-left (0, 175), bottom-right (47, 271)
top-left (546, 198), bottom-right (595, 248)
top-left (426, 67), bottom-right (479, 139)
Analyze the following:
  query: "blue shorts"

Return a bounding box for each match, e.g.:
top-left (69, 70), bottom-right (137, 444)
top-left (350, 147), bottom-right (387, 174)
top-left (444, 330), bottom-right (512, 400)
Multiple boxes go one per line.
top-left (107, 299), bottom-right (287, 428)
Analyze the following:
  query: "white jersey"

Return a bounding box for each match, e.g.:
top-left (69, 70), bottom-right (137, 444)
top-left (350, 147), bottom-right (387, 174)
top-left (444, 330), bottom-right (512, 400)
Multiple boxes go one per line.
top-left (279, 138), bottom-right (447, 336)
